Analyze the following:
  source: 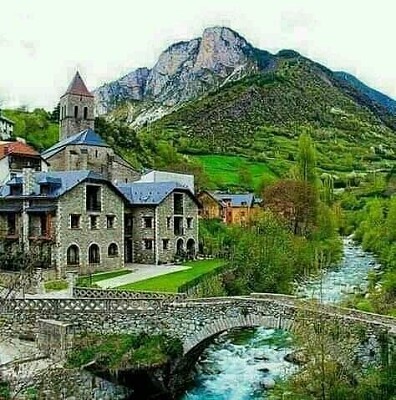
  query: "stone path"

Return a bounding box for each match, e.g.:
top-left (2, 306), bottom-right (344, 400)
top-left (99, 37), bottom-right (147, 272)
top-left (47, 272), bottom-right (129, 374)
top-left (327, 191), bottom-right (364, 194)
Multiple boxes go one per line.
top-left (96, 263), bottom-right (191, 289)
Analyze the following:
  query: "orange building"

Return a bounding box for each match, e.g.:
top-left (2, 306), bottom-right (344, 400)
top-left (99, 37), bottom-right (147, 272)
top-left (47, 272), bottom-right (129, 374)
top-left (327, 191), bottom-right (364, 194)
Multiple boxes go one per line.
top-left (197, 191), bottom-right (260, 225)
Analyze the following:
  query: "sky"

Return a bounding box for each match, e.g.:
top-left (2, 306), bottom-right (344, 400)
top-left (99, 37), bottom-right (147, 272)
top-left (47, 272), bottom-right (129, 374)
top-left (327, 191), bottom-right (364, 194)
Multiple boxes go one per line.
top-left (1, 0), bottom-right (396, 110)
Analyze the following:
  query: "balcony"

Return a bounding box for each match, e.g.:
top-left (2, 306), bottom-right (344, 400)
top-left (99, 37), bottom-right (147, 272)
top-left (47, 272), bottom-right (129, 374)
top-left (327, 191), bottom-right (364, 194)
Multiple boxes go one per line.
top-left (28, 227), bottom-right (53, 241)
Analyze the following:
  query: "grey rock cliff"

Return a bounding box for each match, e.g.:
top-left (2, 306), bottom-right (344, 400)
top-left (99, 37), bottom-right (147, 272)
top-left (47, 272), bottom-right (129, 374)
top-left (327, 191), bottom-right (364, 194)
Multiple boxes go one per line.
top-left (94, 27), bottom-right (274, 123)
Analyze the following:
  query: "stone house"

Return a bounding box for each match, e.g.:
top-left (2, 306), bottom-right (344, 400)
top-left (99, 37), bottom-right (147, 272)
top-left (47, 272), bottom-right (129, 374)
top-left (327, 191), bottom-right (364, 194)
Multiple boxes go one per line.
top-left (0, 111), bottom-right (14, 140)
top-left (0, 140), bottom-right (48, 185)
top-left (0, 170), bottom-right (125, 277)
top-left (197, 191), bottom-right (259, 225)
top-left (118, 182), bottom-right (200, 264)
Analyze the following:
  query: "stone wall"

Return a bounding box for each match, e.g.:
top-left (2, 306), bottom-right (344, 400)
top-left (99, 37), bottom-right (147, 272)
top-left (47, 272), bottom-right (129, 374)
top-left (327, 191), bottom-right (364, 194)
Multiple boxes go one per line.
top-left (56, 182), bottom-right (124, 276)
top-left (59, 92), bottom-right (95, 140)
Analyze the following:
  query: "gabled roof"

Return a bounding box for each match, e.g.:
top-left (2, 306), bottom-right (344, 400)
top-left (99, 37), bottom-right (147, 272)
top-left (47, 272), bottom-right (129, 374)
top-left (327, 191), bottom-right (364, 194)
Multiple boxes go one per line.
top-left (0, 170), bottom-right (106, 198)
top-left (0, 141), bottom-right (41, 161)
top-left (42, 128), bottom-right (109, 159)
top-left (117, 181), bottom-right (199, 206)
top-left (209, 192), bottom-right (255, 207)
top-left (63, 71), bottom-right (93, 98)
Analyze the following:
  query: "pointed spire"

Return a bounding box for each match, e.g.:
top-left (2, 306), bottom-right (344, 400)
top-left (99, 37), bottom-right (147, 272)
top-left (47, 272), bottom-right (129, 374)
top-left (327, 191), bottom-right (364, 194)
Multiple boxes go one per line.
top-left (64, 71), bottom-right (93, 97)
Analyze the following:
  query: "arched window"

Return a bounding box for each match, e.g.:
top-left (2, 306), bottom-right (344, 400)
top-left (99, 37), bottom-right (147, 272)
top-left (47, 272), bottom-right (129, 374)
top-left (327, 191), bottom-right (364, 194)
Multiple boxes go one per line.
top-left (67, 245), bottom-right (79, 265)
top-left (176, 238), bottom-right (184, 256)
top-left (187, 238), bottom-right (196, 257)
top-left (74, 105), bottom-right (78, 118)
top-left (108, 243), bottom-right (119, 257)
top-left (83, 106), bottom-right (88, 120)
top-left (88, 244), bottom-right (100, 264)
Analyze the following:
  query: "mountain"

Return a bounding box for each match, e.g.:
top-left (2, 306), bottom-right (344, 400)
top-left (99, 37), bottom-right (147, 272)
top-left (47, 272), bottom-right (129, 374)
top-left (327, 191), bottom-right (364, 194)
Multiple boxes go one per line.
top-left (94, 27), bottom-right (275, 122)
top-left (95, 26), bottom-right (396, 133)
top-left (334, 71), bottom-right (396, 114)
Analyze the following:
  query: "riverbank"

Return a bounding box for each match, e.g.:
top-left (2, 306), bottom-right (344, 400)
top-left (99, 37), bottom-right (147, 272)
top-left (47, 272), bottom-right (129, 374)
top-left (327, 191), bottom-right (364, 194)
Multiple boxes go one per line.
top-left (179, 237), bottom-right (379, 399)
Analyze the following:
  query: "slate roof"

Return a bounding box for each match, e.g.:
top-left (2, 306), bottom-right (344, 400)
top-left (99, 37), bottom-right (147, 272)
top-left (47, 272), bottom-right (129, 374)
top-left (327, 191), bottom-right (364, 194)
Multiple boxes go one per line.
top-left (63, 71), bottom-right (93, 98)
top-left (117, 181), bottom-right (198, 206)
top-left (0, 141), bottom-right (41, 160)
top-left (41, 128), bottom-right (109, 159)
top-left (0, 170), bottom-right (105, 198)
top-left (211, 192), bottom-right (255, 207)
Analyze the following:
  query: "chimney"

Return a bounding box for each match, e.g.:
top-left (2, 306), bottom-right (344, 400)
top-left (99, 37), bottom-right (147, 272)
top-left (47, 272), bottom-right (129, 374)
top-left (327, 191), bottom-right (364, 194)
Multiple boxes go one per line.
top-left (22, 168), bottom-right (35, 195)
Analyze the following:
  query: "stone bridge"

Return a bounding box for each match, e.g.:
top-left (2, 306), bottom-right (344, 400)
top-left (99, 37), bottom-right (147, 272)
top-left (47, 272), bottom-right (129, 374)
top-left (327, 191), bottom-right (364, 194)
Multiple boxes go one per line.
top-left (1, 292), bottom-right (395, 356)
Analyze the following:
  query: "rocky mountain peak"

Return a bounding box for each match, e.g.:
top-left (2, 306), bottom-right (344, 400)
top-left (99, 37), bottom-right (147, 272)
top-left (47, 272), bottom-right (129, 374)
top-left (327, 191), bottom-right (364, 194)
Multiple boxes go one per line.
top-left (94, 27), bottom-right (270, 120)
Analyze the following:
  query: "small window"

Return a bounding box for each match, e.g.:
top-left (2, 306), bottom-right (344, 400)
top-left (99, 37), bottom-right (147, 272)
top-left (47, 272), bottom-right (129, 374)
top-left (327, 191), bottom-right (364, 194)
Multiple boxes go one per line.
top-left (81, 148), bottom-right (88, 154)
top-left (90, 215), bottom-right (98, 230)
top-left (144, 239), bottom-right (153, 250)
top-left (83, 106), bottom-right (88, 120)
top-left (166, 217), bottom-right (171, 229)
top-left (162, 239), bottom-right (169, 250)
top-left (143, 217), bottom-right (153, 229)
top-left (186, 217), bottom-right (193, 229)
top-left (108, 243), bottom-right (119, 257)
top-left (95, 150), bottom-right (98, 158)
top-left (74, 105), bottom-right (78, 118)
top-left (107, 215), bottom-right (115, 229)
top-left (70, 214), bottom-right (81, 229)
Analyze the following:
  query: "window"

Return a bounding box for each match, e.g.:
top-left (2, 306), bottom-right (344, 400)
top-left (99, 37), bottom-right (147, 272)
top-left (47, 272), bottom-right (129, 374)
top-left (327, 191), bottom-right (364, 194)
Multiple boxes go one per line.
top-left (162, 239), bottom-right (169, 250)
top-left (7, 214), bottom-right (16, 235)
top-left (186, 217), bottom-right (193, 229)
top-left (174, 216), bottom-right (183, 236)
top-left (10, 185), bottom-right (22, 196)
top-left (83, 106), bottom-right (88, 120)
top-left (144, 239), bottom-right (153, 250)
top-left (88, 244), bottom-right (100, 264)
top-left (67, 245), bottom-right (79, 265)
top-left (86, 185), bottom-right (101, 211)
top-left (70, 214), bottom-right (81, 229)
top-left (125, 214), bottom-right (133, 235)
top-left (107, 215), bottom-right (115, 229)
top-left (174, 193), bottom-right (183, 214)
top-left (74, 105), bottom-right (78, 118)
top-left (90, 215), bottom-right (98, 230)
top-left (95, 150), bottom-right (98, 158)
top-left (166, 217), bottom-right (171, 229)
top-left (108, 243), bottom-right (119, 257)
top-left (143, 217), bottom-right (153, 229)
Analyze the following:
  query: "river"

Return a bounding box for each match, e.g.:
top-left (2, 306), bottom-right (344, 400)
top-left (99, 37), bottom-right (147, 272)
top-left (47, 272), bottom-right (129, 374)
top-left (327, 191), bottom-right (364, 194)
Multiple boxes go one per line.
top-left (180, 237), bottom-right (378, 400)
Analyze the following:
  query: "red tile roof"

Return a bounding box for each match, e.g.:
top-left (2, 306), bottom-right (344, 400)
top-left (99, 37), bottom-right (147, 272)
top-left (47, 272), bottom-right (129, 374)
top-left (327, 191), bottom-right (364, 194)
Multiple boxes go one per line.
top-left (64, 71), bottom-right (93, 97)
top-left (0, 141), bottom-right (40, 160)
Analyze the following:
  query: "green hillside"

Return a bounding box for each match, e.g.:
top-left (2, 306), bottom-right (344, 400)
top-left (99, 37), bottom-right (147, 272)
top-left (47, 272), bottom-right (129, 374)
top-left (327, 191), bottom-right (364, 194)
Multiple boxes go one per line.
top-left (147, 55), bottom-right (396, 174)
top-left (3, 108), bottom-right (58, 150)
top-left (192, 154), bottom-right (277, 191)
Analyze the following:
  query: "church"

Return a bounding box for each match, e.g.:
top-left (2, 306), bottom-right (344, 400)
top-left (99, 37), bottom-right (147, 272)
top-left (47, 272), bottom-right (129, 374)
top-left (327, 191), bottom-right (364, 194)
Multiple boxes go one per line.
top-left (42, 72), bottom-right (140, 184)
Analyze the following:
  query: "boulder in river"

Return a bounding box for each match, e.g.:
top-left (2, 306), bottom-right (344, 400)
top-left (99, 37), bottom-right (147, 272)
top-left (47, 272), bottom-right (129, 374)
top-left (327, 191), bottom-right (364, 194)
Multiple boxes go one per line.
top-left (284, 350), bottom-right (308, 365)
top-left (261, 377), bottom-right (276, 389)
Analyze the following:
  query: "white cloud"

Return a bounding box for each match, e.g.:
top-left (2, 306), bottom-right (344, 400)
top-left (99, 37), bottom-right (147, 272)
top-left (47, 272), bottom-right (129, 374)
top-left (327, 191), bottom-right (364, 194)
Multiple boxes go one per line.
top-left (1, 0), bottom-right (396, 109)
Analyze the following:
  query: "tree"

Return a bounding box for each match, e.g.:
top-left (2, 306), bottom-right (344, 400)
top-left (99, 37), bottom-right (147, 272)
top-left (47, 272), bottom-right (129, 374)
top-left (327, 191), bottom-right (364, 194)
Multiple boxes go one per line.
top-left (297, 132), bottom-right (317, 185)
top-left (237, 164), bottom-right (253, 189)
top-left (263, 180), bottom-right (318, 236)
top-left (49, 102), bottom-right (60, 123)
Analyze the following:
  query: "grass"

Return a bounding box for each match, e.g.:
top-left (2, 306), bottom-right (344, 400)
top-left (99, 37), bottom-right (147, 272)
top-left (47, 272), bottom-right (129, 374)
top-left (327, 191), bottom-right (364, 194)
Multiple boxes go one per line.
top-left (44, 279), bottom-right (68, 292)
top-left (117, 259), bottom-right (225, 292)
top-left (193, 154), bottom-right (277, 189)
top-left (77, 269), bottom-right (133, 287)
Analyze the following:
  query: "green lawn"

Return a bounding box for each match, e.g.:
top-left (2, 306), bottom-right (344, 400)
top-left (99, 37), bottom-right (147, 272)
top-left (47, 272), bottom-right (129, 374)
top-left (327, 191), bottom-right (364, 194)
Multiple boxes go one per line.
top-left (77, 269), bottom-right (133, 286)
top-left (116, 259), bottom-right (225, 292)
top-left (193, 154), bottom-right (277, 189)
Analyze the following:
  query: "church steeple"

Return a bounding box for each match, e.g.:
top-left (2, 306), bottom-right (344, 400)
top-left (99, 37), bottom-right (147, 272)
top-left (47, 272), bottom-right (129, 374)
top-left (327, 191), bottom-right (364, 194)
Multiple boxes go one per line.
top-left (59, 71), bottom-right (95, 140)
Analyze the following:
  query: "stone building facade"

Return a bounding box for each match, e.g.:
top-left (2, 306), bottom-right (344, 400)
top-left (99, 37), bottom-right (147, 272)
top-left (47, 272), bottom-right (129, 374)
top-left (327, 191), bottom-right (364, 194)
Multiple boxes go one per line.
top-left (198, 191), bottom-right (259, 225)
top-left (0, 110), bottom-right (14, 140)
top-left (119, 182), bottom-right (199, 264)
top-left (0, 170), bottom-right (125, 276)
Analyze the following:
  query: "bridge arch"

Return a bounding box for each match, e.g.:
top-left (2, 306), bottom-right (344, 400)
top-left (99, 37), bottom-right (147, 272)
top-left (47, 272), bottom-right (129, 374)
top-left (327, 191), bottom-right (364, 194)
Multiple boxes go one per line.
top-left (183, 313), bottom-right (295, 354)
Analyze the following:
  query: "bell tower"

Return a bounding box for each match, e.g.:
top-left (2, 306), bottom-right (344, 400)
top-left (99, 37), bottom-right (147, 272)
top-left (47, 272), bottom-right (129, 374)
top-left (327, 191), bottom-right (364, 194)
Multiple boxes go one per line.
top-left (59, 71), bottom-right (95, 140)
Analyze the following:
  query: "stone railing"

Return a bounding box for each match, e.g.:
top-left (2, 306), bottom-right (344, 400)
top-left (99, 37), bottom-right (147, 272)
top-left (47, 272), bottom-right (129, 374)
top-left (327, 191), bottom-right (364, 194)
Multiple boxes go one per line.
top-left (0, 297), bottom-right (168, 313)
top-left (73, 286), bottom-right (186, 301)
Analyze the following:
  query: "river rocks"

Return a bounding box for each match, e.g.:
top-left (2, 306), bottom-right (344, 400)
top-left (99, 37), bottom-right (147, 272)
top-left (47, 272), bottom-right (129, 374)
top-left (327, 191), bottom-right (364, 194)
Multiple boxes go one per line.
top-left (261, 377), bottom-right (276, 389)
top-left (284, 350), bottom-right (308, 365)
